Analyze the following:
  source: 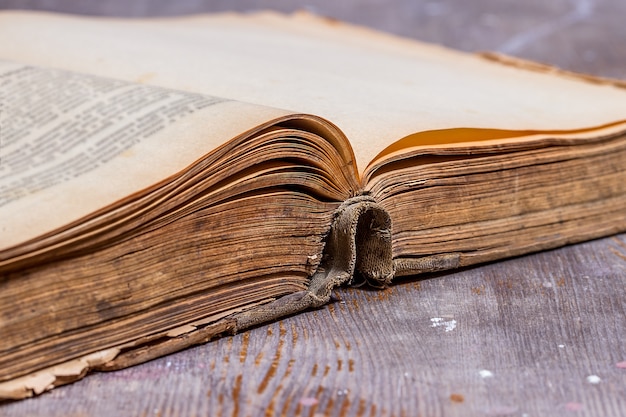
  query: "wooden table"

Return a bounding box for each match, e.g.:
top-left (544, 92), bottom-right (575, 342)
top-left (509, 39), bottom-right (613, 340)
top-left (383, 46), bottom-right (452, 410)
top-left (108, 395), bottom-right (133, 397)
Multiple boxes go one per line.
top-left (1, 1), bottom-right (625, 416)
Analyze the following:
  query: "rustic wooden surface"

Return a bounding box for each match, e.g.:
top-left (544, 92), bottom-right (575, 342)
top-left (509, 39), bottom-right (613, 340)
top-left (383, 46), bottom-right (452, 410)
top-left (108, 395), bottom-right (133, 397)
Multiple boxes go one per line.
top-left (2, 1), bottom-right (626, 416)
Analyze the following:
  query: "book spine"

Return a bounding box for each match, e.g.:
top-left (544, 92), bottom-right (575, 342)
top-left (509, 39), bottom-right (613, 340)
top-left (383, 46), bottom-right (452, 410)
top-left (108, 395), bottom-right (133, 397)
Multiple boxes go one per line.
top-left (234, 195), bottom-right (395, 331)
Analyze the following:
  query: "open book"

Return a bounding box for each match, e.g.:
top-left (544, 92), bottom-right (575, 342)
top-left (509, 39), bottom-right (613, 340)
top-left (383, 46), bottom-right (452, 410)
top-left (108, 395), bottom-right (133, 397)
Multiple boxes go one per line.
top-left (1, 10), bottom-right (625, 399)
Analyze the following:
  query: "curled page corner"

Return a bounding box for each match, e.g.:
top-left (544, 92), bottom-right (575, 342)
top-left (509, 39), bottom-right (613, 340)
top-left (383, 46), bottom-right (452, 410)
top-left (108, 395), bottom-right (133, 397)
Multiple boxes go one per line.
top-left (0, 348), bottom-right (121, 400)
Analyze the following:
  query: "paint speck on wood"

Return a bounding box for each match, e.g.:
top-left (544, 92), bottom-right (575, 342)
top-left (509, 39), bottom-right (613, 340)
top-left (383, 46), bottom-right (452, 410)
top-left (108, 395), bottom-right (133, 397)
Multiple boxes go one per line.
top-left (450, 393), bottom-right (465, 403)
top-left (299, 396), bottom-right (319, 407)
top-left (586, 375), bottom-right (601, 384)
top-left (479, 369), bottom-right (494, 378)
top-left (564, 402), bottom-right (584, 411)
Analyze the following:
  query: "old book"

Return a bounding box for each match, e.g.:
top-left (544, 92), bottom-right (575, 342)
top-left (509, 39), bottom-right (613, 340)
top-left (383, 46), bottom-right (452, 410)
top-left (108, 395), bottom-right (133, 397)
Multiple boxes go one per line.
top-left (1, 10), bottom-right (625, 400)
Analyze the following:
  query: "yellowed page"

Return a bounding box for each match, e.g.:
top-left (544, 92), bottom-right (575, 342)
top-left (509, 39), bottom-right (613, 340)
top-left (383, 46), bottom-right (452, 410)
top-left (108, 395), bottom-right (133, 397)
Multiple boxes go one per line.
top-left (1, 11), bottom-right (626, 174)
top-left (0, 60), bottom-right (291, 250)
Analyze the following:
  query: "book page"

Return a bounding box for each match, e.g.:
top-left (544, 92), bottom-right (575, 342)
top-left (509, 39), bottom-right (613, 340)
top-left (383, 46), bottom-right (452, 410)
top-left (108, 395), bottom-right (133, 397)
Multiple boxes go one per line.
top-left (0, 60), bottom-right (292, 250)
top-left (0, 11), bottom-right (625, 175)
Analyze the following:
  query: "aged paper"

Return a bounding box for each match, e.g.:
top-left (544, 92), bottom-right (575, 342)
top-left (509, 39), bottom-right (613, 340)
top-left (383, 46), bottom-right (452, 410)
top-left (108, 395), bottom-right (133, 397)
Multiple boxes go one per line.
top-left (0, 61), bottom-right (291, 250)
top-left (1, 11), bottom-right (626, 173)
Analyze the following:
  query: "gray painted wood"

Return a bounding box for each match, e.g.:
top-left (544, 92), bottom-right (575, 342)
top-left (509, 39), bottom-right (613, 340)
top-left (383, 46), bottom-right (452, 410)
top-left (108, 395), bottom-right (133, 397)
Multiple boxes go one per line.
top-left (3, 235), bottom-right (626, 416)
top-left (1, 1), bottom-right (625, 416)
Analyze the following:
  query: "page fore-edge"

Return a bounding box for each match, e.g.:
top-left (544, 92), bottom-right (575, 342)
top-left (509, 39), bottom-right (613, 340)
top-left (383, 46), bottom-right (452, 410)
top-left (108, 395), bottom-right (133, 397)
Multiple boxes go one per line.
top-left (2, 195), bottom-right (398, 399)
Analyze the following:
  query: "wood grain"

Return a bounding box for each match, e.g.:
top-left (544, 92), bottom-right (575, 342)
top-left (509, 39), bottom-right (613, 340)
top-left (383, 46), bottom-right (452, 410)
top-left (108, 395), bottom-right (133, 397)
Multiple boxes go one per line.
top-left (3, 234), bottom-right (625, 416)
top-left (1, 1), bottom-right (625, 416)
